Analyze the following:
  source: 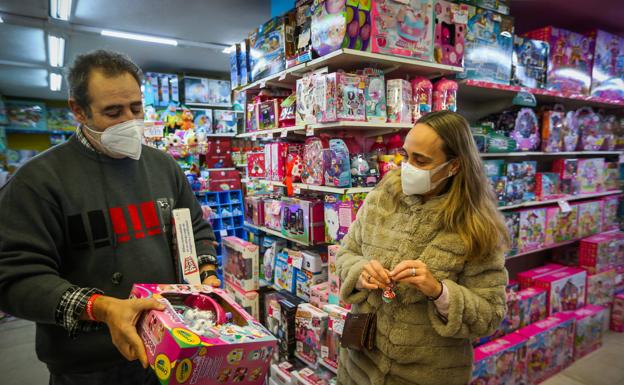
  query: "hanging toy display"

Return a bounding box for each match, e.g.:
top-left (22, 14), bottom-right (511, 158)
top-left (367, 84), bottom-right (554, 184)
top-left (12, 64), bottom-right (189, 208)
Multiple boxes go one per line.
top-left (432, 78), bottom-right (458, 112)
top-left (510, 108), bottom-right (541, 151)
top-left (411, 76), bottom-right (433, 121)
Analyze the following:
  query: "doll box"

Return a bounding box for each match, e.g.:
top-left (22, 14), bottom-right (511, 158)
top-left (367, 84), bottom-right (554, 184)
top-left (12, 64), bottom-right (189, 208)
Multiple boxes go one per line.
top-left (371, 0), bottom-right (435, 61)
top-left (324, 194), bottom-right (358, 243)
top-left (328, 245), bottom-right (341, 306)
top-left (310, 0), bottom-right (372, 57)
top-left (518, 263), bottom-right (567, 289)
top-left (470, 333), bottom-right (528, 385)
top-left (602, 194), bottom-right (622, 231)
top-left (433, 0), bottom-right (469, 67)
top-left (296, 74), bottom-right (318, 126)
top-left (534, 267), bottom-right (587, 315)
top-left (130, 284), bottom-right (277, 385)
top-left (589, 30), bottom-right (624, 99)
top-left (512, 36), bottom-right (549, 89)
top-left (516, 287), bottom-right (548, 330)
top-left (274, 250), bottom-right (297, 293)
top-left (311, 282), bottom-right (330, 310)
top-left (264, 199), bottom-right (283, 231)
top-left (545, 205), bottom-right (579, 246)
top-left (517, 208), bottom-right (547, 253)
top-left (245, 196), bottom-right (265, 227)
top-left (536, 172), bottom-right (561, 200)
top-left (225, 283), bottom-right (260, 321)
top-left (541, 110), bottom-right (565, 153)
top-left (295, 267), bottom-right (328, 302)
top-left (611, 293), bottom-right (624, 332)
top-left (586, 268), bottom-right (616, 307)
top-left (572, 304), bottom-right (608, 360)
top-left (515, 314), bottom-right (576, 384)
top-left (386, 79), bottom-right (412, 124)
top-left (172, 209), bottom-right (201, 285)
top-left (575, 199), bottom-right (603, 238)
top-left (315, 72), bottom-right (366, 123)
top-left (223, 236), bottom-right (260, 292)
top-left (281, 197), bottom-right (325, 244)
top-left (265, 290), bottom-right (304, 362)
top-left (359, 68), bottom-right (387, 123)
top-left (320, 304), bottom-right (349, 372)
top-left (579, 232), bottom-right (622, 274)
top-left (577, 158), bottom-right (605, 194)
top-left (295, 303), bottom-right (329, 368)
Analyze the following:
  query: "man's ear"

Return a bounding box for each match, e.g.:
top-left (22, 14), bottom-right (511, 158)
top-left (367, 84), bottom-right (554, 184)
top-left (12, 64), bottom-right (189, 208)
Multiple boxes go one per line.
top-left (68, 98), bottom-right (88, 126)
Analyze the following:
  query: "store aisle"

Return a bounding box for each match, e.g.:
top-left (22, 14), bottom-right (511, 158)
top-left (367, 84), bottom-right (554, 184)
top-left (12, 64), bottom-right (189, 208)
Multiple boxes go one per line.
top-left (1, 318), bottom-right (623, 385)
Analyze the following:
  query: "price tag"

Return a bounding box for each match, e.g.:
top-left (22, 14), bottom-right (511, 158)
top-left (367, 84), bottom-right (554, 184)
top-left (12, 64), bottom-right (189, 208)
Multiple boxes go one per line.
top-left (251, 135), bottom-right (257, 141)
top-left (291, 254), bottom-right (304, 270)
top-left (558, 200), bottom-right (572, 213)
top-left (220, 229), bottom-right (228, 237)
top-left (267, 183), bottom-right (275, 192)
top-left (279, 72), bottom-right (287, 81)
top-left (280, 129), bottom-right (288, 138)
top-left (259, 81), bottom-right (267, 89)
top-left (306, 126), bottom-right (314, 136)
top-left (143, 123), bottom-right (164, 138)
top-left (333, 317), bottom-right (345, 335)
top-left (294, 186), bottom-right (302, 194)
top-left (321, 346), bottom-right (329, 359)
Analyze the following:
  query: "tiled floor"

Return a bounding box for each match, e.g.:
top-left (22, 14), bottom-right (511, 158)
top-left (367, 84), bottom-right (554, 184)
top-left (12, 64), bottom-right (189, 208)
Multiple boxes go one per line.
top-left (1, 319), bottom-right (623, 385)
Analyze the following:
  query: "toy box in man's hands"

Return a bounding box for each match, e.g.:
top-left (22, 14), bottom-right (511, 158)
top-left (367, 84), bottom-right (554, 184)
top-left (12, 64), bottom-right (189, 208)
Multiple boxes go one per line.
top-left (131, 284), bottom-right (277, 385)
top-left (223, 236), bottom-right (259, 292)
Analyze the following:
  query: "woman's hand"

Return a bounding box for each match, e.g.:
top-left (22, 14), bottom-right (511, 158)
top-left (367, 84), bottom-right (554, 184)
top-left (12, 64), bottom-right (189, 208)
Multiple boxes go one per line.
top-left (355, 260), bottom-right (392, 291)
top-left (389, 260), bottom-right (443, 299)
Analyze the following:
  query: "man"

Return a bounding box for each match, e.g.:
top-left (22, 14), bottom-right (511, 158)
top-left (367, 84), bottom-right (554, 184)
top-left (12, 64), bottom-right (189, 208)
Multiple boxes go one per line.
top-left (0, 50), bottom-right (221, 384)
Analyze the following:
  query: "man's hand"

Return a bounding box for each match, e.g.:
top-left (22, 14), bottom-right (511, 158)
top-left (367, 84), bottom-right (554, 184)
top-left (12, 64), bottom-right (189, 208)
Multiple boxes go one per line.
top-left (202, 275), bottom-right (221, 287)
top-left (93, 296), bottom-right (165, 368)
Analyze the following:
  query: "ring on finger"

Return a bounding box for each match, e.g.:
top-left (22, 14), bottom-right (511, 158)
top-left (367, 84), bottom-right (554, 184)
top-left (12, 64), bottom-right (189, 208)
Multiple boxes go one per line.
top-left (411, 267), bottom-right (416, 277)
top-left (367, 273), bottom-right (372, 283)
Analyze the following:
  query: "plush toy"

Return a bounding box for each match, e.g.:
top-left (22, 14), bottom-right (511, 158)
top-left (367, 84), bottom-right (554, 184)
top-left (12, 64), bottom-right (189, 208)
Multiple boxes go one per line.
top-left (161, 102), bottom-right (181, 131)
top-left (180, 108), bottom-right (195, 131)
top-left (184, 130), bottom-right (198, 147)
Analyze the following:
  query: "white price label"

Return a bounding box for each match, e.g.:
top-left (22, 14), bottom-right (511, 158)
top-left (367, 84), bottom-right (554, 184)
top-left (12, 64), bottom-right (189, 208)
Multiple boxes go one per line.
top-left (143, 124), bottom-right (164, 139)
top-left (306, 126), bottom-right (314, 136)
top-left (291, 255), bottom-right (304, 270)
top-left (279, 72), bottom-right (287, 81)
top-left (321, 346), bottom-right (329, 359)
top-left (294, 186), bottom-right (302, 194)
top-left (259, 81), bottom-right (267, 89)
top-left (251, 135), bottom-right (257, 141)
top-left (220, 229), bottom-right (228, 237)
top-left (333, 318), bottom-right (345, 335)
top-left (558, 200), bottom-right (572, 213)
top-left (280, 129), bottom-right (288, 138)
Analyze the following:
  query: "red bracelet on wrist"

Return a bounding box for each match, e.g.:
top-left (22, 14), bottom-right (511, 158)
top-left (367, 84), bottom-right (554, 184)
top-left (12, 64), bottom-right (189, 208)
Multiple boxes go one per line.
top-left (86, 294), bottom-right (103, 321)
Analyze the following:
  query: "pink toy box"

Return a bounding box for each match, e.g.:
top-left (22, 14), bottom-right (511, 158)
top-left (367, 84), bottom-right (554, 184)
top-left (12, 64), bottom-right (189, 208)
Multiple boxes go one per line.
top-left (611, 293), bottom-right (624, 332)
top-left (579, 231), bottom-right (622, 274)
top-left (225, 283), bottom-right (260, 321)
top-left (411, 76), bottom-right (433, 121)
top-left (572, 305), bottom-right (608, 360)
top-left (245, 196), bottom-right (265, 227)
top-left (324, 194), bottom-right (359, 243)
top-left (470, 333), bottom-right (528, 385)
top-left (386, 79), bottom-right (412, 123)
top-left (247, 152), bottom-right (266, 179)
top-left (310, 282), bottom-right (330, 310)
top-left (575, 199), bottom-right (603, 238)
top-left (264, 199), bottom-right (283, 231)
top-left (576, 158), bottom-right (605, 194)
top-left (295, 303), bottom-right (329, 368)
top-left (314, 72), bottom-right (366, 123)
top-left (310, 0), bottom-right (372, 57)
top-left (518, 208), bottom-right (547, 253)
top-left (320, 304), bottom-right (348, 373)
top-left (516, 314), bottom-right (576, 384)
top-left (515, 287), bottom-right (548, 330)
top-left (270, 361), bottom-right (306, 385)
top-left (371, 0), bottom-right (434, 61)
top-left (433, 0), bottom-right (469, 67)
top-left (281, 197), bottom-right (325, 244)
top-left (525, 26), bottom-right (595, 95)
top-left (223, 236), bottom-right (260, 292)
top-left (586, 268), bottom-right (616, 307)
top-left (130, 284), bottom-right (277, 385)
top-left (432, 77), bottom-right (458, 112)
top-left (534, 267), bottom-right (587, 315)
top-left (264, 142), bottom-right (288, 182)
top-left (602, 194), bottom-right (622, 231)
top-left (589, 30), bottom-right (624, 99)
top-left (544, 205), bottom-right (578, 246)
top-left (302, 137), bottom-right (328, 186)
top-left (518, 263), bottom-right (567, 289)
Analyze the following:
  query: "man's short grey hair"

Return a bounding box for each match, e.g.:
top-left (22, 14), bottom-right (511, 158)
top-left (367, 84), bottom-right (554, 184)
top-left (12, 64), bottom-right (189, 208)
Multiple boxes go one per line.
top-left (66, 50), bottom-right (143, 113)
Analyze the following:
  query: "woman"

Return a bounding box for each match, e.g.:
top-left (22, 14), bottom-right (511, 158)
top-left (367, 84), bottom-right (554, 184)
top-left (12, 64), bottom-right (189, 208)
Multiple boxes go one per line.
top-left (336, 111), bottom-right (508, 385)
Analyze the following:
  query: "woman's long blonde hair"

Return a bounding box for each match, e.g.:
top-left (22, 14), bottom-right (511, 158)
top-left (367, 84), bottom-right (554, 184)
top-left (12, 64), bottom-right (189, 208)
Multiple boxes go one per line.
top-left (382, 111), bottom-right (509, 260)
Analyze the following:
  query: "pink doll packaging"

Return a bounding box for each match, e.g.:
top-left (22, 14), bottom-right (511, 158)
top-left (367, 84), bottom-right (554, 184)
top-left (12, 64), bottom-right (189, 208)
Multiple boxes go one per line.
top-left (518, 263), bottom-right (567, 289)
top-left (281, 197), bottom-right (325, 244)
top-left (572, 305), bottom-right (608, 360)
top-left (516, 287), bottom-right (548, 329)
top-left (516, 314), bottom-right (576, 384)
top-left (223, 236), bottom-right (260, 292)
top-left (295, 303), bottom-right (329, 368)
top-left (324, 139), bottom-right (351, 188)
top-left (432, 78), bottom-right (458, 112)
top-left (580, 232), bottom-right (622, 274)
top-left (602, 194), bottom-right (622, 231)
top-left (575, 107), bottom-right (605, 151)
top-left (386, 79), bottom-right (412, 123)
top-left (310, 282), bottom-right (329, 310)
top-left (245, 196), bottom-right (265, 227)
top-left (315, 72), bottom-right (366, 123)
top-left (586, 268), bottom-right (616, 307)
top-left (225, 283), bottom-right (260, 321)
top-left (534, 267), bottom-right (587, 315)
top-left (611, 293), bottom-right (624, 332)
top-left (411, 76), bottom-right (433, 121)
top-left (296, 74), bottom-right (318, 126)
top-left (302, 137), bottom-right (328, 185)
top-left (576, 158), bottom-right (605, 194)
top-left (544, 205), bottom-right (578, 246)
top-left (270, 360), bottom-right (306, 385)
top-left (589, 30), bottom-right (624, 99)
top-left (510, 108), bottom-right (540, 151)
top-left (130, 284), bottom-right (277, 385)
top-left (433, 0), bottom-right (469, 67)
top-left (517, 208), bottom-right (546, 253)
top-left (371, 0), bottom-right (434, 61)
top-left (575, 200), bottom-right (603, 238)
top-left (359, 68), bottom-right (387, 123)
top-left (264, 199), bottom-right (284, 231)
top-left (269, 142), bottom-right (288, 182)
top-left (525, 26), bottom-right (595, 95)
top-left (470, 333), bottom-right (528, 385)
top-left (247, 151), bottom-right (266, 179)
top-left (541, 110), bottom-right (565, 152)
top-left (320, 304), bottom-right (348, 373)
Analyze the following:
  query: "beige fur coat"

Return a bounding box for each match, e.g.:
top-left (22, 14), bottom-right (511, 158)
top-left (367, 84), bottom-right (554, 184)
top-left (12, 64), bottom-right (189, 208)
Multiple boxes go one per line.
top-left (336, 172), bottom-right (508, 385)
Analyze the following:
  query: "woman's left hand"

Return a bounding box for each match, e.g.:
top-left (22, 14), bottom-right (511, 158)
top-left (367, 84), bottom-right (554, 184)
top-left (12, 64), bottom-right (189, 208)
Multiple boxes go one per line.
top-left (389, 260), bottom-right (443, 299)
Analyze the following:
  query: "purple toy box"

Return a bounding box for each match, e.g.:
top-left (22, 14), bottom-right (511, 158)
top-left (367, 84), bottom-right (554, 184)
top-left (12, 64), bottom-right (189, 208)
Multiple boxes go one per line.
top-left (589, 30), bottom-right (624, 99)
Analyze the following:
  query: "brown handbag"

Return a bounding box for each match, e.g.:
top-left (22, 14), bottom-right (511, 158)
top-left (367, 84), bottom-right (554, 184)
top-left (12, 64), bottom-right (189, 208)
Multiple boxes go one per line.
top-left (340, 312), bottom-right (377, 351)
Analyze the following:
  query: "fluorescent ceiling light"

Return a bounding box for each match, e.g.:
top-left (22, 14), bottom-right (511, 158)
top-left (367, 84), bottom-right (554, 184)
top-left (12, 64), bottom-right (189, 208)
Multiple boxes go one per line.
top-left (50, 0), bottom-right (72, 21)
top-left (101, 29), bottom-right (178, 46)
top-left (0, 16), bottom-right (4, 23)
top-left (48, 35), bottom-right (65, 67)
top-left (222, 46), bottom-right (235, 54)
top-left (49, 72), bottom-right (62, 91)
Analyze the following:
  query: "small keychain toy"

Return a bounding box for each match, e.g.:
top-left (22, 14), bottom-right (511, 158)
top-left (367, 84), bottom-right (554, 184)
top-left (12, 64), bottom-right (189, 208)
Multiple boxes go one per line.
top-left (382, 282), bottom-right (397, 303)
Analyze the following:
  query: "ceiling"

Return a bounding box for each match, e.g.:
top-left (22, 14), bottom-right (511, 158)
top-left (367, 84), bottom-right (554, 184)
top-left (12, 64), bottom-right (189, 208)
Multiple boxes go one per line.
top-left (0, 0), bottom-right (271, 100)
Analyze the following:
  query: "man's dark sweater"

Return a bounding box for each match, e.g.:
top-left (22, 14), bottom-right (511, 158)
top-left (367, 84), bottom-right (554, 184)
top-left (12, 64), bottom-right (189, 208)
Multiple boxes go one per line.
top-left (0, 134), bottom-right (217, 374)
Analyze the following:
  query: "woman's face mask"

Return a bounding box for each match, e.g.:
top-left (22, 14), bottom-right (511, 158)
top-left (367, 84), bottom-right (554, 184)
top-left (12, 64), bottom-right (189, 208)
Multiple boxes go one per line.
top-left (401, 160), bottom-right (454, 196)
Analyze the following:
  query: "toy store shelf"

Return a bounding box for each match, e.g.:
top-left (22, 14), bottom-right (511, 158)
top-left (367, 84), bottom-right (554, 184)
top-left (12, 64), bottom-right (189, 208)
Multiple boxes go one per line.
top-left (249, 179), bottom-right (374, 195)
top-left (237, 49), bottom-right (463, 93)
top-left (480, 151), bottom-right (623, 158)
top-left (205, 167), bottom-right (236, 172)
top-left (205, 133), bottom-right (237, 138)
top-left (308, 121), bottom-right (413, 135)
top-left (498, 190), bottom-right (623, 211)
top-left (184, 102), bottom-right (233, 109)
top-left (303, 48), bottom-right (464, 78)
top-left (458, 80), bottom-right (624, 108)
top-left (243, 222), bottom-right (311, 247)
top-left (6, 128), bottom-right (74, 135)
top-left (235, 163), bottom-right (247, 168)
top-left (506, 229), bottom-right (620, 260)
top-left (237, 126), bottom-right (306, 138)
